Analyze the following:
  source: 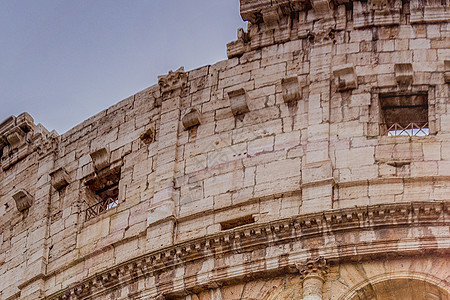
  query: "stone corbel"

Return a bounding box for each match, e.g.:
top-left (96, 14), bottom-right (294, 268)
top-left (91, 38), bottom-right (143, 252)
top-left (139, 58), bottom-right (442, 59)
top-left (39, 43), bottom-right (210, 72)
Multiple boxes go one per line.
top-left (12, 189), bottom-right (34, 212)
top-left (228, 89), bottom-right (250, 116)
top-left (333, 64), bottom-right (358, 91)
top-left (50, 167), bottom-right (71, 191)
top-left (158, 67), bottom-right (188, 96)
top-left (394, 63), bottom-right (413, 85)
top-left (90, 147), bottom-right (110, 173)
top-left (282, 76), bottom-right (302, 103)
top-left (182, 108), bottom-right (202, 129)
top-left (444, 60), bottom-right (450, 83)
top-left (227, 28), bottom-right (250, 59)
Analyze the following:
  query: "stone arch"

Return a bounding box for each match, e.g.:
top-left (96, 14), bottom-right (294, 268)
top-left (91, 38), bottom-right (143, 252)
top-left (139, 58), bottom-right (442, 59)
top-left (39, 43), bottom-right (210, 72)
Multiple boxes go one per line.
top-left (339, 272), bottom-right (450, 300)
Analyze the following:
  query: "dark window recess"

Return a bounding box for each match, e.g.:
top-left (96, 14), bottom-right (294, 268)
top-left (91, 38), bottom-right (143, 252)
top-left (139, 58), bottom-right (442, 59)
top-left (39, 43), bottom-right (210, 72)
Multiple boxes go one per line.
top-left (220, 215), bottom-right (255, 231)
top-left (85, 166), bottom-right (121, 221)
top-left (380, 93), bottom-right (429, 137)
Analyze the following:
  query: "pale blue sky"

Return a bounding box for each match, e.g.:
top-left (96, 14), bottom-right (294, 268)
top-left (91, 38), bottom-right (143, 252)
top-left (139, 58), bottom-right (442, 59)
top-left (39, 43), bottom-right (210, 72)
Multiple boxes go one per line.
top-left (0, 0), bottom-right (246, 133)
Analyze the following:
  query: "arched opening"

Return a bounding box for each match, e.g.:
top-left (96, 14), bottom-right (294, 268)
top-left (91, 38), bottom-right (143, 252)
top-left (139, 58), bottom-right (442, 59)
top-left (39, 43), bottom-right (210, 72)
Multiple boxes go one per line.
top-left (347, 278), bottom-right (449, 300)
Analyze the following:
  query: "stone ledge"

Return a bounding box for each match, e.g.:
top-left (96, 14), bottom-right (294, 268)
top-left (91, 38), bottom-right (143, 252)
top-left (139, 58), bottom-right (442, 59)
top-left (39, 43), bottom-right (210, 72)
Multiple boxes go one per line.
top-left (45, 201), bottom-right (449, 300)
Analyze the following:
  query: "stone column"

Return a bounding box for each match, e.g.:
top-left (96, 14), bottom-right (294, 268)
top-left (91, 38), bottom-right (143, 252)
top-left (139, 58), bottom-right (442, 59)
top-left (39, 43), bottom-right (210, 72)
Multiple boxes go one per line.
top-left (297, 257), bottom-right (328, 300)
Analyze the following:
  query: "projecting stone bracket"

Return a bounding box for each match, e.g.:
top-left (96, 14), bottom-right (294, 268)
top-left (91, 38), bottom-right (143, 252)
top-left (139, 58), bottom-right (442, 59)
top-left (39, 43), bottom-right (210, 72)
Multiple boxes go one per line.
top-left (12, 189), bottom-right (33, 212)
top-left (333, 64), bottom-right (358, 91)
top-left (50, 167), bottom-right (71, 191)
top-left (282, 76), bottom-right (303, 103)
top-left (394, 63), bottom-right (413, 85)
top-left (182, 108), bottom-right (202, 130)
top-left (228, 89), bottom-right (250, 116)
top-left (90, 147), bottom-right (111, 173)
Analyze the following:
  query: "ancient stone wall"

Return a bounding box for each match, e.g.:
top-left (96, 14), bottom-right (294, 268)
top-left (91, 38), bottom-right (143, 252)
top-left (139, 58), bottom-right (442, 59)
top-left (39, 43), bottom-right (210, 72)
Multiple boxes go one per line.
top-left (0, 0), bottom-right (449, 299)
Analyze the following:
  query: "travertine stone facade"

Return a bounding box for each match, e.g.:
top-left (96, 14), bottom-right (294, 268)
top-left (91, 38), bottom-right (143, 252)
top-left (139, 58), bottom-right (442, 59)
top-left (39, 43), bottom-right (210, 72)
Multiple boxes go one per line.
top-left (1, 0), bottom-right (449, 299)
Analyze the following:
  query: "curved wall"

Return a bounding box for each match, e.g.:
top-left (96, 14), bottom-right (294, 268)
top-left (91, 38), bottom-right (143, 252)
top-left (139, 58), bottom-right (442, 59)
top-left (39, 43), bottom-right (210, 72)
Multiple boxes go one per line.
top-left (0, 0), bottom-right (449, 299)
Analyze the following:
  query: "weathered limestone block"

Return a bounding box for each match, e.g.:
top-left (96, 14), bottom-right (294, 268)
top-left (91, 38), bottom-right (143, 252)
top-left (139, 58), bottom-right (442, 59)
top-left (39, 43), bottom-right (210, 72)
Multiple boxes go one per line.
top-left (410, 0), bottom-right (450, 23)
top-left (12, 189), bottom-right (33, 212)
top-left (90, 147), bottom-right (110, 172)
top-left (282, 76), bottom-right (302, 103)
top-left (311, 0), bottom-right (332, 16)
top-left (228, 88), bottom-right (250, 116)
top-left (182, 108), bottom-right (202, 129)
top-left (394, 63), bottom-right (413, 85)
top-left (332, 64), bottom-right (357, 91)
top-left (50, 167), bottom-right (71, 191)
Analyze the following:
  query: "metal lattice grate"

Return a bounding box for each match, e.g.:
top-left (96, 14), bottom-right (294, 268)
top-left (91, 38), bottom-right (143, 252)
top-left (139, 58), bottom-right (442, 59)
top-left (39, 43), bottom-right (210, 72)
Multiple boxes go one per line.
top-left (385, 122), bottom-right (429, 137)
top-left (85, 197), bottom-right (118, 221)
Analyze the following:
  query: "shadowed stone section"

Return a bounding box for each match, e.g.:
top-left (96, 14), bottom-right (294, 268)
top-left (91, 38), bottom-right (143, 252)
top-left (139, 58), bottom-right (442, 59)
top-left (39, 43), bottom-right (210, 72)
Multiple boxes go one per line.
top-left (12, 189), bottom-right (33, 212)
top-left (394, 63), bottom-right (414, 85)
top-left (228, 88), bottom-right (250, 116)
top-left (49, 167), bottom-right (71, 191)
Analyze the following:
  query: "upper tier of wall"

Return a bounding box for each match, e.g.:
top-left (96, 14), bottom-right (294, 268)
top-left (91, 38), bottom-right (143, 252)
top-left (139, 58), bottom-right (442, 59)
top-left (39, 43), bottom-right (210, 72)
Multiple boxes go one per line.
top-left (0, 0), bottom-right (449, 299)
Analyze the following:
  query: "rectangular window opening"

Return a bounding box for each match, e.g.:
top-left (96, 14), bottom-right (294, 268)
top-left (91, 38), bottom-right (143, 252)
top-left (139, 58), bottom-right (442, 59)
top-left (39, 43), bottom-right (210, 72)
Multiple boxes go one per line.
top-left (379, 93), bottom-right (429, 137)
top-left (84, 166), bottom-right (121, 221)
top-left (220, 215), bottom-right (255, 231)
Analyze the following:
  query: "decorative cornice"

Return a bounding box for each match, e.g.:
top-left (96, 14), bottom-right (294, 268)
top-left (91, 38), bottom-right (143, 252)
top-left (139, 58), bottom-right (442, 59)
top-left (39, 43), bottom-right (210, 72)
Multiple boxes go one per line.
top-left (158, 67), bottom-right (188, 96)
top-left (46, 201), bottom-right (449, 300)
top-left (228, 0), bottom-right (449, 57)
top-left (0, 114), bottom-right (58, 170)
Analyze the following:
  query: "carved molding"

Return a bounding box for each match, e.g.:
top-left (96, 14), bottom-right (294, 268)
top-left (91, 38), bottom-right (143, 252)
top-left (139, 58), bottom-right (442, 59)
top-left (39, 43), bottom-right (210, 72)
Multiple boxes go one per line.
top-left (182, 108), bottom-right (202, 129)
top-left (158, 67), bottom-right (188, 96)
top-left (12, 189), bottom-right (33, 212)
top-left (410, 0), bottom-right (450, 24)
top-left (228, 89), bottom-right (250, 116)
top-left (0, 113), bottom-right (57, 170)
top-left (46, 201), bottom-right (449, 300)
